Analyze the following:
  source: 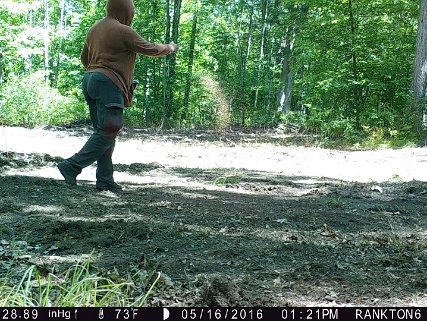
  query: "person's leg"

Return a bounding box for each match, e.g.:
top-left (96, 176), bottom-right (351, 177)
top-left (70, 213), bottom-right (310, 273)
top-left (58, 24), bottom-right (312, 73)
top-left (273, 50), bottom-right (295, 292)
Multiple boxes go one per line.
top-left (58, 73), bottom-right (95, 184)
top-left (58, 72), bottom-right (124, 187)
top-left (95, 106), bottom-right (123, 189)
top-left (96, 141), bottom-right (115, 187)
top-left (62, 72), bottom-right (100, 176)
top-left (67, 131), bottom-right (116, 173)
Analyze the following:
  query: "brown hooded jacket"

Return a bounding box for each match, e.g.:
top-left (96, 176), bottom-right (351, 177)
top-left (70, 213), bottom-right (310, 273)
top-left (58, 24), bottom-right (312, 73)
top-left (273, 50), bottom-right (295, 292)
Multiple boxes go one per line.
top-left (80, 0), bottom-right (175, 107)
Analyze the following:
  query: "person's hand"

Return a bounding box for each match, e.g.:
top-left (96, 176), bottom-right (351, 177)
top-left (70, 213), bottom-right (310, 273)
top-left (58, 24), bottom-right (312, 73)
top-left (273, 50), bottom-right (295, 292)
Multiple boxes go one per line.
top-left (169, 41), bottom-right (179, 53)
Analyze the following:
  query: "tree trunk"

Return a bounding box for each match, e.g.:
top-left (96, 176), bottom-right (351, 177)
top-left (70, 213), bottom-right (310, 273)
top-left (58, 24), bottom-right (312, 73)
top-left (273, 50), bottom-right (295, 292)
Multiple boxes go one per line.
top-left (27, 9), bottom-right (34, 74)
top-left (348, 0), bottom-right (362, 128)
top-left (254, 0), bottom-right (269, 112)
top-left (412, 0), bottom-right (427, 141)
top-left (277, 51), bottom-right (294, 114)
top-left (237, 1), bottom-right (254, 125)
top-left (54, 0), bottom-right (65, 87)
top-left (43, 0), bottom-right (50, 84)
top-left (266, 35), bottom-right (276, 114)
top-left (143, 64), bottom-right (150, 125)
top-left (182, 1), bottom-right (199, 123)
top-left (277, 28), bottom-right (295, 115)
top-left (162, 0), bottom-right (181, 127)
top-left (0, 51), bottom-right (3, 85)
top-left (171, 0), bottom-right (182, 43)
top-left (162, 0), bottom-right (171, 127)
top-left (168, 0), bottom-right (182, 114)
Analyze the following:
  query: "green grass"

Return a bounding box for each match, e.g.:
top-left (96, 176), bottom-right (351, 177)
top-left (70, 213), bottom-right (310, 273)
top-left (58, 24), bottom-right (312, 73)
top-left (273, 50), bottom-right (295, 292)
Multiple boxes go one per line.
top-left (0, 261), bottom-right (161, 307)
top-left (213, 175), bottom-right (242, 185)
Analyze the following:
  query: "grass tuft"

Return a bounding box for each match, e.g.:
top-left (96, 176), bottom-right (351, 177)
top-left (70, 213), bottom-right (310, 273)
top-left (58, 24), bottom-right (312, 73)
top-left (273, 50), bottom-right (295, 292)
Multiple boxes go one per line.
top-left (0, 260), bottom-right (161, 307)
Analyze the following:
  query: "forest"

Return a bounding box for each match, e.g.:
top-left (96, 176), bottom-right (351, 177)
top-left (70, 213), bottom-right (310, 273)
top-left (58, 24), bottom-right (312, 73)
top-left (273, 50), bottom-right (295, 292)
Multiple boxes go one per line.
top-left (1, 0), bottom-right (426, 144)
top-left (1, 0), bottom-right (427, 309)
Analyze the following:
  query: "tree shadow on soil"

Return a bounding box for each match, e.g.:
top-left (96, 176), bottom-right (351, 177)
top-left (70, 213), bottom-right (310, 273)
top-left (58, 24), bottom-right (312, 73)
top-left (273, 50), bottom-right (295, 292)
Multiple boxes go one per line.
top-left (1, 157), bottom-right (427, 306)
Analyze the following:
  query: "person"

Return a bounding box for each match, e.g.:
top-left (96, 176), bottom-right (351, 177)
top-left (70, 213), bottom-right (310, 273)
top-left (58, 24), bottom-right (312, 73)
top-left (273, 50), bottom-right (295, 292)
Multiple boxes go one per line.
top-left (57, 0), bottom-right (178, 192)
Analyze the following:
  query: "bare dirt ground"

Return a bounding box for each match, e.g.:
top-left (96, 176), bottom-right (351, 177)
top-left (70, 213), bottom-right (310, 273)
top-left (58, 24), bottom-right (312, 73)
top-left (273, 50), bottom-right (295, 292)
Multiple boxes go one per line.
top-left (1, 125), bottom-right (427, 307)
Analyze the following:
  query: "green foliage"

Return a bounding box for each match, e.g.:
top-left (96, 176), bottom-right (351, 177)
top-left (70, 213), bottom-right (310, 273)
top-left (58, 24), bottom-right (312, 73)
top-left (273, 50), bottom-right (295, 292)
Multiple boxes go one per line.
top-left (0, 0), bottom-right (423, 144)
top-left (0, 72), bottom-right (87, 127)
top-left (213, 175), bottom-right (242, 185)
top-left (293, 0), bottom-right (417, 140)
top-left (0, 260), bottom-right (160, 307)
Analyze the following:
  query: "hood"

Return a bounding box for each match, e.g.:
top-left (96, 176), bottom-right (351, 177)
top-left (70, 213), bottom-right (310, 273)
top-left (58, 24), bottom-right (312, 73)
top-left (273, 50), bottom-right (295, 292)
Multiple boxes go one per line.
top-left (107, 0), bottom-right (135, 26)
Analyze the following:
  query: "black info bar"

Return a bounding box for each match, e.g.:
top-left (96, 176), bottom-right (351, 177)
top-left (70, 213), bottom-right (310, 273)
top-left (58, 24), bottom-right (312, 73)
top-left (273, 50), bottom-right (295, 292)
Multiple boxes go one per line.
top-left (0, 307), bottom-right (423, 321)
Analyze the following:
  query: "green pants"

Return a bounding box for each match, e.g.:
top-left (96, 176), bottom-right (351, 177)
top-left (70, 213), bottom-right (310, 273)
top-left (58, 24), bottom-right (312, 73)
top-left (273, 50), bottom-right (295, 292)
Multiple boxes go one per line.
top-left (66, 72), bottom-right (124, 187)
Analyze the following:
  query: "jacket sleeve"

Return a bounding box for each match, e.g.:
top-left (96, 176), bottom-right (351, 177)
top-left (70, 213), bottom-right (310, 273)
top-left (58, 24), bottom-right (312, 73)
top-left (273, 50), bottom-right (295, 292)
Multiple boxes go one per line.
top-left (80, 42), bottom-right (89, 69)
top-left (126, 29), bottom-right (174, 57)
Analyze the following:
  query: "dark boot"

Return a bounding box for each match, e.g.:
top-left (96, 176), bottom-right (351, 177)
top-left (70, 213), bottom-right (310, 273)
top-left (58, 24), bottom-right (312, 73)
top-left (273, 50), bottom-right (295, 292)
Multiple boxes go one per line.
top-left (96, 182), bottom-right (123, 192)
top-left (57, 161), bottom-right (78, 186)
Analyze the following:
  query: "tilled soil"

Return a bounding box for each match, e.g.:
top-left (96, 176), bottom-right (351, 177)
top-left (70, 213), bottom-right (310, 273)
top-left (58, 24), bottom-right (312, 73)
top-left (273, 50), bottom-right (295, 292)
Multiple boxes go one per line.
top-left (1, 126), bottom-right (427, 306)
